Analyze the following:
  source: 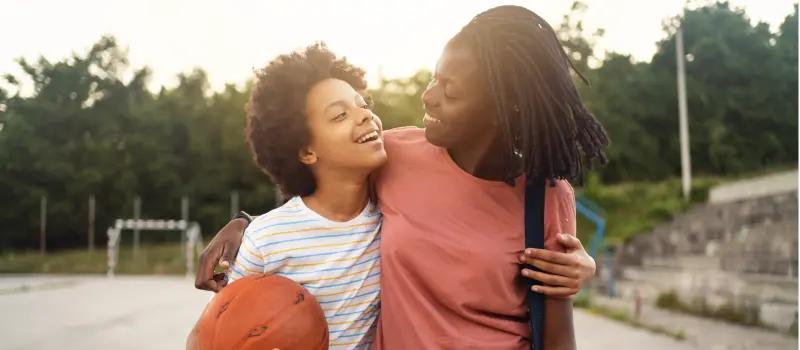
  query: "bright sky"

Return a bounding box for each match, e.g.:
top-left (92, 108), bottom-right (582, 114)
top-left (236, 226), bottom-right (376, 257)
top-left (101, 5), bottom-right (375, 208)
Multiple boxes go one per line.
top-left (0, 0), bottom-right (796, 94)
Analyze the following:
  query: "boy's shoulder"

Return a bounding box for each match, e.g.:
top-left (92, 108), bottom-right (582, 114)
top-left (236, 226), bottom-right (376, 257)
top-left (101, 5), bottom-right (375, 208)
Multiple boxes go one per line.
top-left (244, 197), bottom-right (314, 240)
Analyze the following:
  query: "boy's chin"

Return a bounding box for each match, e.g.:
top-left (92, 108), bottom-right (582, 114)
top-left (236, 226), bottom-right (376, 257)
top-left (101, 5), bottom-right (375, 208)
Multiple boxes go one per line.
top-left (354, 152), bottom-right (388, 174)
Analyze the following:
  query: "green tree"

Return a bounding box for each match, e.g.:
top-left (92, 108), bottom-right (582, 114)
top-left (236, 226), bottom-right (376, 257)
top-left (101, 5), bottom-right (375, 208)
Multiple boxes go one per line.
top-left (647, 1), bottom-right (797, 175)
top-left (370, 70), bottom-right (431, 129)
top-left (0, 1), bottom-right (796, 251)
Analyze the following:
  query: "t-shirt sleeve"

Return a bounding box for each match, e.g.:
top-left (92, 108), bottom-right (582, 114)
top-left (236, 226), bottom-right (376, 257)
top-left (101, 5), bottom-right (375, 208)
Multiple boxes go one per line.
top-left (373, 126), bottom-right (425, 195)
top-left (208, 235), bottom-right (266, 303)
top-left (543, 181), bottom-right (578, 298)
top-left (543, 180), bottom-right (577, 254)
top-left (227, 234), bottom-right (272, 283)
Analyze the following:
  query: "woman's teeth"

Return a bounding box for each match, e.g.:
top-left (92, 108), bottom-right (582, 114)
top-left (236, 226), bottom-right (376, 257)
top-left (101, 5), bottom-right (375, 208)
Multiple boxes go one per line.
top-left (424, 115), bottom-right (442, 124)
top-left (357, 131), bottom-right (379, 144)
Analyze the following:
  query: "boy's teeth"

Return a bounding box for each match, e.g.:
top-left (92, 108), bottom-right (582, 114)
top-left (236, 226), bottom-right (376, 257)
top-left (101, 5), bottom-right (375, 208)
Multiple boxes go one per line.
top-left (358, 131), bottom-right (378, 144)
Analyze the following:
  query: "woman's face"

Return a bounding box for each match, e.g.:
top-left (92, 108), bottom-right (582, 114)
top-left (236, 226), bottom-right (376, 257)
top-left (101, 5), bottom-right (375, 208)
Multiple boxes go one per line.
top-left (421, 44), bottom-right (494, 150)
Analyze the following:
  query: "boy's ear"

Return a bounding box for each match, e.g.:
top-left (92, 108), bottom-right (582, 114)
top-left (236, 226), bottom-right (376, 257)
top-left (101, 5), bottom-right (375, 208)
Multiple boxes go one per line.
top-left (299, 147), bottom-right (317, 165)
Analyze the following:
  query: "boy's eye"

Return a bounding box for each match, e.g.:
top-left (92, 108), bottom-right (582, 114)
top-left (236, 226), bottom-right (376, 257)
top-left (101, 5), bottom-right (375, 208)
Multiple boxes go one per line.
top-left (334, 112), bottom-right (347, 121)
top-left (362, 95), bottom-right (374, 108)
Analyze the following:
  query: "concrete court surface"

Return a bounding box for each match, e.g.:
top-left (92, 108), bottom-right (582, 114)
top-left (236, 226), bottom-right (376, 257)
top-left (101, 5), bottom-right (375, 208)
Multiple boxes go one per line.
top-left (1, 275), bottom-right (696, 350)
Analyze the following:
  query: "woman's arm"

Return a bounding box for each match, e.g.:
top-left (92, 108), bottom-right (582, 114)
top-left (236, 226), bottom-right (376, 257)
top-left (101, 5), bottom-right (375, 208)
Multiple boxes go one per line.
top-left (522, 181), bottom-right (580, 349)
top-left (194, 218), bottom-right (248, 292)
top-left (543, 298), bottom-right (576, 349)
top-left (517, 180), bottom-right (595, 297)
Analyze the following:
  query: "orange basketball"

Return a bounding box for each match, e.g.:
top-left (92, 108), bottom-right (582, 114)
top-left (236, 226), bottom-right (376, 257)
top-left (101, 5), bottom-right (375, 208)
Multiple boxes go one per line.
top-left (197, 274), bottom-right (329, 350)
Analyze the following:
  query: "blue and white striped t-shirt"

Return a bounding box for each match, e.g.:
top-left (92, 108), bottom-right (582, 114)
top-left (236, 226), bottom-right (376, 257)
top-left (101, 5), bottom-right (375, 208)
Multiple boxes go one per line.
top-left (228, 196), bottom-right (381, 349)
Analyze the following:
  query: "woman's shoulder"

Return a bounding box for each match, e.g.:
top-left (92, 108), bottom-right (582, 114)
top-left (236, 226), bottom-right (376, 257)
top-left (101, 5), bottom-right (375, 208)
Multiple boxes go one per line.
top-left (382, 127), bottom-right (432, 163)
top-left (374, 127), bottom-right (435, 186)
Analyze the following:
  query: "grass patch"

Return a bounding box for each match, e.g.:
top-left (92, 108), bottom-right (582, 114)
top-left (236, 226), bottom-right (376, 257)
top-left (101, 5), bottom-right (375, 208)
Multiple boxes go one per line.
top-left (574, 295), bottom-right (686, 340)
top-left (0, 243), bottom-right (194, 275)
top-left (790, 317), bottom-right (798, 337)
top-left (575, 174), bottom-right (721, 246)
top-left (575, 166), bottom-right (797, 247)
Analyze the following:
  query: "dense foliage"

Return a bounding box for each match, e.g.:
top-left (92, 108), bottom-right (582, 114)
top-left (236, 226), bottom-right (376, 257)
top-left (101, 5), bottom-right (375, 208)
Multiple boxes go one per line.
top-left (1, 2), bottom-right (796, 251)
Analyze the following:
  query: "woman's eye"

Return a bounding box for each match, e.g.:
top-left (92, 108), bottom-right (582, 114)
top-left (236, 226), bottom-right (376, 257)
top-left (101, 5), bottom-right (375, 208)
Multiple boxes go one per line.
top-left (334, 112), bottom-right (347, 121)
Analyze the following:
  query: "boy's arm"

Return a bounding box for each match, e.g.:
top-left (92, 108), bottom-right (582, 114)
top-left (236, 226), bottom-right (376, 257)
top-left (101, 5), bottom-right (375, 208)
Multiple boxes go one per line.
top-left (187, 317), bottom-right (280, 350)
top-left (186, 315), bottom-right (202, 350)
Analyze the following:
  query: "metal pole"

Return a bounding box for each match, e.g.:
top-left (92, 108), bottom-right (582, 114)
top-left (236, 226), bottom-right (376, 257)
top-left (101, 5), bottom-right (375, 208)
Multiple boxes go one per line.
top-left (676, 25), bottom-right (692, 202)
top-left (133, 196), bottom-right (141, 258)
top-left (88, 195), bottom-right (95, 252)
top-left (40, 196), bottom-right (47, 256)
top-left (0, 104), bottom-right (6, 135)
top-left (230, 191), bottom-right (240, 218)
top-left (181, 196), bottom-right (189, 260)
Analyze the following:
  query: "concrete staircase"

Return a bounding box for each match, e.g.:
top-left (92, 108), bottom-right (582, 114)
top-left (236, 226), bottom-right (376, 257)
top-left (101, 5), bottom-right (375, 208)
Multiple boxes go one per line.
top-left (719, 218), bottom-right (798, 277)
top-left (618, 191), bottom-right (797, 269)
top-left (605, 170), bottom-right (799, 332)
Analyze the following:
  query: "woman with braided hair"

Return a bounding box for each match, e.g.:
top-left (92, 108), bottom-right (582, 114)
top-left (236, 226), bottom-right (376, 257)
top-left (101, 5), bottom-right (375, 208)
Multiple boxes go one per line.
top-left (194, 5), bottom-right (609, 349)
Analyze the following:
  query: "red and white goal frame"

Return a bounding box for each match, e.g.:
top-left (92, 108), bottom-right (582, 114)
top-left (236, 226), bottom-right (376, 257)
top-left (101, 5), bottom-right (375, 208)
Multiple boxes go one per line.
top-left (106, 219), bottom-right (203, 278)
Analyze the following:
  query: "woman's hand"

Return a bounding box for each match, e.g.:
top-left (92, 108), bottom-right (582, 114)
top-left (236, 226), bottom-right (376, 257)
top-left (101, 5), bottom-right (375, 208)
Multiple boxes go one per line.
top-left (518, 233), bottom-right (596, 298)
top-left (194, 218), bottom-right (248, 292)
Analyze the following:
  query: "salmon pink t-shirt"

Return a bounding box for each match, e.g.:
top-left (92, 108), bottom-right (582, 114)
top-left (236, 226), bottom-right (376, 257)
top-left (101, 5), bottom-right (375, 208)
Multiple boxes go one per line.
top-left (372, 127), bottom-right (577, 350)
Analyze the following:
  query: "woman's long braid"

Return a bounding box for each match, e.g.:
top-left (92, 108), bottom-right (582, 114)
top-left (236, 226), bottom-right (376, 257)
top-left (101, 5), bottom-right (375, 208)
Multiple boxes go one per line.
top-left (454, 5), bottom-right (610, 185)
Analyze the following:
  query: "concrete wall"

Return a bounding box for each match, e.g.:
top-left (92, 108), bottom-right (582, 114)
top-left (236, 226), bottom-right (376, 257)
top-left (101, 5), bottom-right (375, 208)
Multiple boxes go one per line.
top-left (708, 169), bottom-right (798, 204)
top-left (617, 263), bottom-right (798, 331)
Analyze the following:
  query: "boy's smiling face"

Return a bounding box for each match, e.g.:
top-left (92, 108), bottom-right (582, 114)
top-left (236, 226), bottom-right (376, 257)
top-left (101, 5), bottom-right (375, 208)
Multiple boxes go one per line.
top-left (300, 78), bottom-right (387, 175)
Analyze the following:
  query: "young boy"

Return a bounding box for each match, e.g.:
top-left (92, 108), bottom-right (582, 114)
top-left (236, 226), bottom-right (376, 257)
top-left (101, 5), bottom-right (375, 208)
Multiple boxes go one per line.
top-left (189, 42), bottom-right (386, 350)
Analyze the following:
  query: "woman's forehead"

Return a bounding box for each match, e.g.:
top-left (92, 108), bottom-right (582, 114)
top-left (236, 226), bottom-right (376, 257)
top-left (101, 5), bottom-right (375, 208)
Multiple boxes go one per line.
top-left (435, 46), bottom-right (479, 82)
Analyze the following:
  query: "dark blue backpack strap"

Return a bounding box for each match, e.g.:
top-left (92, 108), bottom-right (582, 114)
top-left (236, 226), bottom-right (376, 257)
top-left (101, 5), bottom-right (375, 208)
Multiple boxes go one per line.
top-left (524, 177), bottom-right (547, 350)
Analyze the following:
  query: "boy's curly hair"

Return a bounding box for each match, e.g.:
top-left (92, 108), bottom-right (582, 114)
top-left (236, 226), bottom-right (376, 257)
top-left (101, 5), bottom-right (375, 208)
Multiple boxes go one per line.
top-left (246, 42), bottom-right (368, 198)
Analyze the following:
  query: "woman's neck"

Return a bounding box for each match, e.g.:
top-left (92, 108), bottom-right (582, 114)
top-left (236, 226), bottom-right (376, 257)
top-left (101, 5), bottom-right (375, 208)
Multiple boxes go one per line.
top-left (447, 134), bottom-right (507, 182)
top-left (303, 174), bottom-right (369, 222)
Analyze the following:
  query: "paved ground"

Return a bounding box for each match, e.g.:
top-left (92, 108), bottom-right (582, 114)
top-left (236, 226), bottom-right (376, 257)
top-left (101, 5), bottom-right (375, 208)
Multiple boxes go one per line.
top-left (593, 295), bottom-right (798, 350)
top-left (2, 275), bottom-right (696, 350)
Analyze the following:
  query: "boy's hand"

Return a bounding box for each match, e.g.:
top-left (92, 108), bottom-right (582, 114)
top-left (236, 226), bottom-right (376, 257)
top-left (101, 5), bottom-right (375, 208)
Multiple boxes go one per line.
top-left (518, 233), bottom-right (595, 298)
top-left (194, 218), bottom-right (248, 292)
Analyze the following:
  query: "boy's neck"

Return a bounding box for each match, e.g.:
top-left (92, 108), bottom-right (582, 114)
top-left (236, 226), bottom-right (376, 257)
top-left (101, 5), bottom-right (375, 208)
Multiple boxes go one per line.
top-left (303, 173), bottom-right (370, 222)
